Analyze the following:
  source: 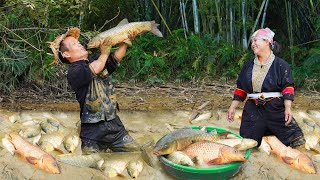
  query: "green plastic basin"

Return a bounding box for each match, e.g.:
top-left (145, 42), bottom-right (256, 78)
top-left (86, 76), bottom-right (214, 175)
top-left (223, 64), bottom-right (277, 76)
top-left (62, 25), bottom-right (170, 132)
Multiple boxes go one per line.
top-left (159, 126), bottom-right (250, 180)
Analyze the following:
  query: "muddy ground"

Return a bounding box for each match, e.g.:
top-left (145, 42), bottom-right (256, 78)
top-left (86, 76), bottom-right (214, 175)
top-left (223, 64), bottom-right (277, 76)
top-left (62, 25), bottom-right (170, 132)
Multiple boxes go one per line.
top-left (0, 82), bottom-right (320, 180)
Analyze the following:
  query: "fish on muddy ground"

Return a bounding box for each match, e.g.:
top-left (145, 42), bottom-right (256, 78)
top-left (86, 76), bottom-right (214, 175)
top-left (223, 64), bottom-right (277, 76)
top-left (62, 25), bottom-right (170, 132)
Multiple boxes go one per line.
top-left (304, 132), bottom-right (320, 153)
top-left (258, 138), bottom-right (271, 155)
top-left (166, 151), bottom-right (195, 167)
top-left (153, 127), bottom-right (221, 156)
top-left (63, 134), bottom-right (80, 153)
top-left (87, 19), bottom-right (163, 49)
top-left (182, 141), bottom-right (246, 165)
top-left (2, 134), bottom-right (15, 155)
top-left (19, 124), bottom-right (42, 138)
top-left (8, 133), bottom-right (60, 174)
top-left (263, 136), bottom-right (316, 174)
top-left (190, 112), bottom-right (212, 124)
top-left (127, 160), bottom-right (144, 178)
top-left (57, 152), bottom-right (142, 168)
top-left (96, 159), bottom-right (127, 178)
top-left (307, 110), bottom-right (320, 119)
top-left (216, 138), bottom-right (258, 151)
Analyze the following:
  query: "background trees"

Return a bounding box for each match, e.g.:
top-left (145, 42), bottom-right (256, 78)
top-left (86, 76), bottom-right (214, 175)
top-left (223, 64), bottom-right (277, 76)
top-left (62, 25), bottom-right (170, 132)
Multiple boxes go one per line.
top-left (0, 0), bottom-right (319, 93)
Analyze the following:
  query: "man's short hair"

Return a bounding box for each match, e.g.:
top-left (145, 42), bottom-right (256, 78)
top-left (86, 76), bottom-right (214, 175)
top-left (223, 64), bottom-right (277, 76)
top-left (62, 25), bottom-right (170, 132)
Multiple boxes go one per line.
top-left (58, 40), bottom-right (71, 64)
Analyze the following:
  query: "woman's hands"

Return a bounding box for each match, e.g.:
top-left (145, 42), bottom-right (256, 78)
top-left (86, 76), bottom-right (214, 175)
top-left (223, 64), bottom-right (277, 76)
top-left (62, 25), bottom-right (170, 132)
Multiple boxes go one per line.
top-left (284, 99), bottom-right (293, 126)
top-left (227, 100), bottom-right (241, 122)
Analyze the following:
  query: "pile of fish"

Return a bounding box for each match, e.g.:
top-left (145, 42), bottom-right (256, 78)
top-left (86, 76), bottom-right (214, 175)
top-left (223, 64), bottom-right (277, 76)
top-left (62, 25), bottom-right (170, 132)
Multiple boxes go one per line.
top-left (153, 127), bottom-right (257, 167)
top-left (257, 110), bottom-right (320, 174)
top-left (56, 152), bottom-right (145, 178)
top-left (1, 113), bottom-right (81, 174)
top-left (1, 112), bottom-right (149, 178)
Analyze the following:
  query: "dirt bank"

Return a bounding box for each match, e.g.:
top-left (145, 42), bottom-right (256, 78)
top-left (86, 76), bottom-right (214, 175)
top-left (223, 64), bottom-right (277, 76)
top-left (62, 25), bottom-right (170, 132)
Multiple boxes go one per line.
top-left (1, 82), bottom-right (319, 111)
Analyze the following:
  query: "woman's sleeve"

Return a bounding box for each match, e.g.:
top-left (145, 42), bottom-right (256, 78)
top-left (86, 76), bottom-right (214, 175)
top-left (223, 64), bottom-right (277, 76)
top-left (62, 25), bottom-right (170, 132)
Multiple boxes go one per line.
top-left (233, 62), bottom-right (249, 102)
top-left (280, 60), bottom-right (295, 101)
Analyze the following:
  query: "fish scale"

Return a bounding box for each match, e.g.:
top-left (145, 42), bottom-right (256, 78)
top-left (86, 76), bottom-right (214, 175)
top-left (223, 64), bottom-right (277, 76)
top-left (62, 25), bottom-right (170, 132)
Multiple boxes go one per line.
top-left (263, 136), bottom-right (316, 174)
top-left (154, 128), bottom-right (220, 155)
top-left (87, 19), bottom-right (163, 49)
top-left (9, 133), bottom-right (60, 174)
top-left (182, 141), bottom-right (246, 165)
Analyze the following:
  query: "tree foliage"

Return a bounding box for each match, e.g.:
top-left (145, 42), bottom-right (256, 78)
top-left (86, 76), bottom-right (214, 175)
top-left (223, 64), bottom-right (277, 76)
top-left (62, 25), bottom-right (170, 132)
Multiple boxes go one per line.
top-left (0, 0), bottom-right (320, 93)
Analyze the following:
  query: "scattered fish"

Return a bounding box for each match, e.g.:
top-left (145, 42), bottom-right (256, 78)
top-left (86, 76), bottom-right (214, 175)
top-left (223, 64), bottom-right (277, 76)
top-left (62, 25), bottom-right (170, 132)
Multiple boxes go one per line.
top-left (182, 141), bottom-right (246, 165)
top-left (57, 153), bottom-right (106, 168)
top-left (9, 115), bottom-right (19, 123)
top-left (154, 127), bottom-right (220, 156)
top-left (303, 118), bottom-right (316, 128)
top-left (40, 121), bottom-right (58, 133)
top-left (38, 132), bottom-right (64, 153)
top-left (2, 135), bottom-right (15, 155)
top-left (190, 112), bottom-right (212, 124)
top-left (307, 110), bottom-right (320, 119)
top-left (96, 159), bottom-right (127, 178)
top-left (87, 19), bottom-right (163, 49)
top-left (304, 132), bottom-right (320, 153)
top-left (263, 136), bottom-right (316, 174)
top-left (63, 134), bottom-right (80, 153)
top-left (258, 138), bottom-right (271, 155)
top-left (127, 160), bottom-right (144, 178)
top-left (19, 124), bottom-right (41, 138)
top-left (167, 151), bottom-right (194, 167)
top-left (9, 133), bottom-right (60, 174)
top-left (216, 138), bottom-right (258, 151)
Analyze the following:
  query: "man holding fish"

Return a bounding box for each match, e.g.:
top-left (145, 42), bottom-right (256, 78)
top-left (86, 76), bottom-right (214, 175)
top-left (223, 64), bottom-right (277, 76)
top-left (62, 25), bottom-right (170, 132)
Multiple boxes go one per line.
top-left (48, 19), bottom-right (163, 154)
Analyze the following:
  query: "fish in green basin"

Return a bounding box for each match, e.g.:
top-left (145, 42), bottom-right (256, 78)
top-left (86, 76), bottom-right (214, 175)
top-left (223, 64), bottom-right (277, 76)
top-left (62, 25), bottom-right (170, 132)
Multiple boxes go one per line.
top-left (182, 141), bottom-right (246, 165)
top-left (87, 19), bottom-right (163, 49)
top-left (153, 127), bottom-right (221, 156)
top-left (216, 138), bottom-right (258, 151)
top-left (167, 151), bottom-right (195, 167)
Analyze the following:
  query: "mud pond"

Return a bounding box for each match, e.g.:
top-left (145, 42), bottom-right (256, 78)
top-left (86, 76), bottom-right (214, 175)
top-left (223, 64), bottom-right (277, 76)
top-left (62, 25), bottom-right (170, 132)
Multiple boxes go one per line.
top-left (0, 108), bottom-right (320, 180)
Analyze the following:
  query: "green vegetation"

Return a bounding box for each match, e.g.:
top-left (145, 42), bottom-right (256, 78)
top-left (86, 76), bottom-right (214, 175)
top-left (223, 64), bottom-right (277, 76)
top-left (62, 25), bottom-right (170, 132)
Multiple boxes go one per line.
top-left (0, 0), bottom-right (319, 94)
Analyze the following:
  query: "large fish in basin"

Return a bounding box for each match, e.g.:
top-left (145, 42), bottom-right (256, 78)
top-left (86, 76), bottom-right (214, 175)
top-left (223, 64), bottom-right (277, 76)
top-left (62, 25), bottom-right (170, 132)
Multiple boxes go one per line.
top-left (87, 19), bottom-right (163, 49)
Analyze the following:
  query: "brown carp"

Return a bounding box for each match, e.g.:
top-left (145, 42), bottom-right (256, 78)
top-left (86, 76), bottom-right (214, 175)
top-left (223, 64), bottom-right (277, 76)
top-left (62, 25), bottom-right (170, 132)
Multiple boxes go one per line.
top-left (9, 133), bottom-right (60, 174)
top-left (127, 160), bottom-right (144, 178)
top-left (87, 19), bottom-right (163, 49)
top-left (263, 136), bottom-right (316, 174)
top-left (153, 127), bottom-right (221, 156)
top-left (182, 141), bottom-right (246, 164)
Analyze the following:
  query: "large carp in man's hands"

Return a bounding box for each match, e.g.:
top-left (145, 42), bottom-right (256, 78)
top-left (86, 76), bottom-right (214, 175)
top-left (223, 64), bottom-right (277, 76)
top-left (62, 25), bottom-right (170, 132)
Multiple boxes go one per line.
top-left (8, 133), bottom-right (60, 174)
top-left (87, 19), bottom-right (163, 49)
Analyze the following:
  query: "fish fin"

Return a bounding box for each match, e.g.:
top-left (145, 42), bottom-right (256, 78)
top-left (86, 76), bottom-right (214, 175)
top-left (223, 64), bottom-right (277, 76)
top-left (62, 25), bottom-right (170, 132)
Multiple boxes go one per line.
top-left (310, 147), bottom-right (320, 154)
top-left (219, 132), bottom-right (231, 139)
top-left (116, 18), bottom-right (129, 27)
top-left (150, 21), bottom-right (163, 37)
top-left (26, 156), bottom-right (38, 165)
top-left (282, 156), bottom-right (295, 165)
top-left (233, 144), bottom-right (242, 149)
top-left (123, 39), bottom-right (132, 46)
top-left (54, 144), bottom-right (68, 154)
top-left (208, 157), bottom-right (223, 164)
top-left (117, 173), bottom-right (126, 177)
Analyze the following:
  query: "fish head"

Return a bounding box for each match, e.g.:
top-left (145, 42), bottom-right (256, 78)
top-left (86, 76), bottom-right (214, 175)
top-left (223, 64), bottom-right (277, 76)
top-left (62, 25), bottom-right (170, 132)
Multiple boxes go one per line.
top-left (41, 155), bottom-right (60, 174)
top-left (153, 141), bottom-right (177, 156)
top-left (238, 139), bottom-right (258, 150)
top-left (296, 154), bottom-right (317, 174)
top-left (221, 146), bottom-right (246, 162)
top-left (128, 168), bottom-right (139, 178)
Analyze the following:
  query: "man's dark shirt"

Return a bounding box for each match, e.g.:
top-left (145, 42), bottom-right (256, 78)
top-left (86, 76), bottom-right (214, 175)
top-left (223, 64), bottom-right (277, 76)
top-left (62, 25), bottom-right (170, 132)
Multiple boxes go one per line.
top-left (67, 53), bottom-right (118, 118)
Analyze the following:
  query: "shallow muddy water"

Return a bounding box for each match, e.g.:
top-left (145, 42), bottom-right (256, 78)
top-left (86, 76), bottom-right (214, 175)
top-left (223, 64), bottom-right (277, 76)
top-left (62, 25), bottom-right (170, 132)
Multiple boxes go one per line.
top-left (0, 109), bottom-right (320, 180)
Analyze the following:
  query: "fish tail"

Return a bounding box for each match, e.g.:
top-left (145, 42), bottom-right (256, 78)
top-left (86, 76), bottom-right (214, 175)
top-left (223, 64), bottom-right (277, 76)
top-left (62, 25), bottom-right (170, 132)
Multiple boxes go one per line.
top-left (150, 21), bottom-right (163, 37)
